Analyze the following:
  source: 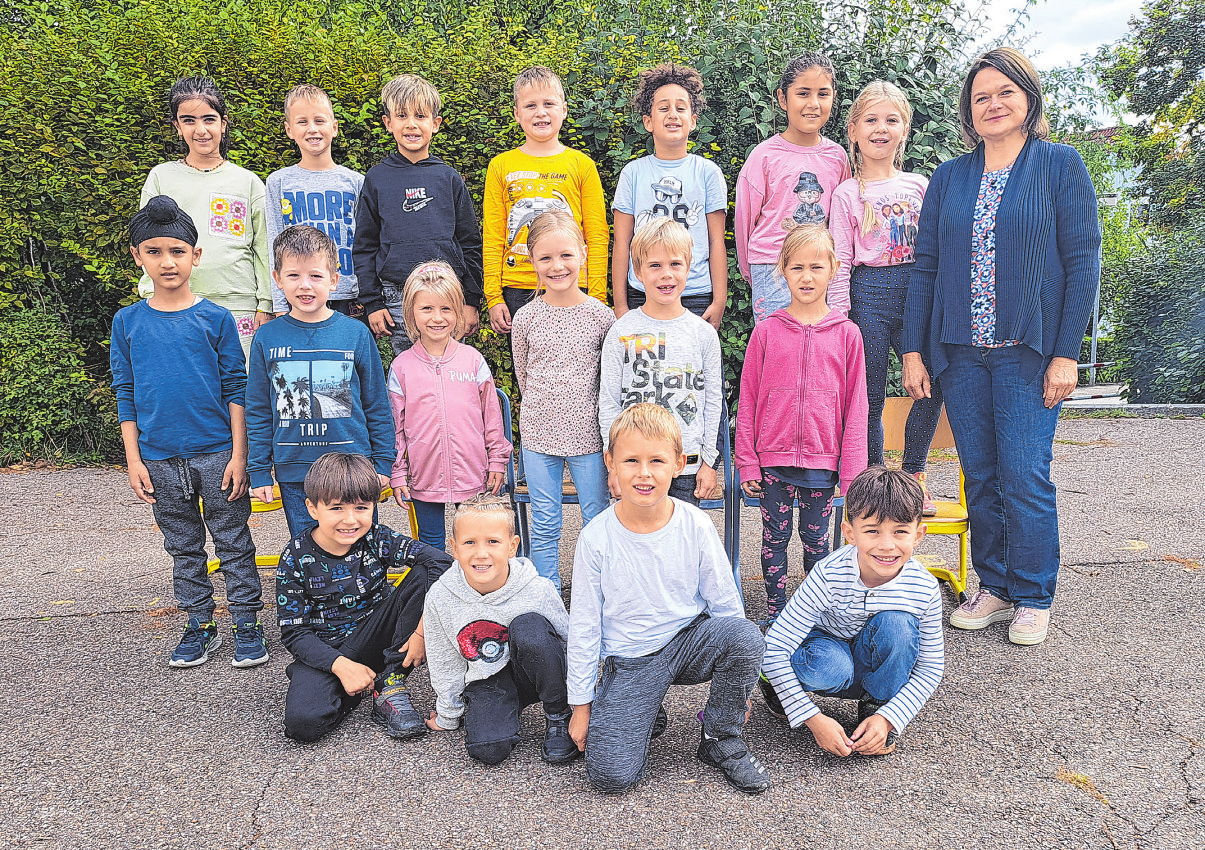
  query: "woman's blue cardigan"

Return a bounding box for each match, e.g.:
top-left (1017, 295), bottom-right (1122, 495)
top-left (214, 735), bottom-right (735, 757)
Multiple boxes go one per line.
top-left (903, 136), bottom-right (1102, 378)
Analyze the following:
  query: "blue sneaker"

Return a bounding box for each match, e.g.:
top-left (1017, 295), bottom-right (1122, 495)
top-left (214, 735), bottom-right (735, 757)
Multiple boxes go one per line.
top-left (231, 621), bottom-right (269, 668)
top-left (169, 617), bottom-right (221, 668)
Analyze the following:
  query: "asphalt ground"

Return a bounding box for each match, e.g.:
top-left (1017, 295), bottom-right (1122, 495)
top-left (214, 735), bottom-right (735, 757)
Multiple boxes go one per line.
top-left (1, 414), bottom-right (1202, 849)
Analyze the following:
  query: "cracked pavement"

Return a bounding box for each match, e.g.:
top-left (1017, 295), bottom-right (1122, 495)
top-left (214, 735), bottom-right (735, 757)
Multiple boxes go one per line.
top-left (1, 415), bottom-right (1202, 849)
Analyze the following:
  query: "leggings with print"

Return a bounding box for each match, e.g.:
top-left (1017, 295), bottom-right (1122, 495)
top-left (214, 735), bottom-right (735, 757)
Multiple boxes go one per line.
top-left (759, 470), bottom-right (834, 618)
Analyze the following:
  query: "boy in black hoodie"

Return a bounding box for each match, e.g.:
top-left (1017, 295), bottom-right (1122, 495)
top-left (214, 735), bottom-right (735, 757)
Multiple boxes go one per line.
top-left (353, 74), bottom-right (484, 355)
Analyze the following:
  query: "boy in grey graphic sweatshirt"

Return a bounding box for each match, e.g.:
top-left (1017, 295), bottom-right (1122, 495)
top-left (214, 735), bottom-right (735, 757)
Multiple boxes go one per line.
top-left (422, 496), bottom-right (577, 765)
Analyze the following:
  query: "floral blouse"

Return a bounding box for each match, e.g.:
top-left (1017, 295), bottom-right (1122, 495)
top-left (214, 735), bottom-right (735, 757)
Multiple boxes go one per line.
top-left (969, 164), bottom-right (1020, 348)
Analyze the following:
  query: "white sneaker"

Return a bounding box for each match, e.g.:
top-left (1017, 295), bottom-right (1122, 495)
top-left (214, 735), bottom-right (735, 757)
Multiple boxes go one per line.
top-left (949, 588), bottom-right (1014, 630)
top-left (1008, 606), bottom-right (1050, 645)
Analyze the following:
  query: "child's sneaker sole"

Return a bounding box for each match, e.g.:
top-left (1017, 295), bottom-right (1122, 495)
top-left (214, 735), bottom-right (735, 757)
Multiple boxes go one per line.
top-left (231, 650), bottom-right (269, 668)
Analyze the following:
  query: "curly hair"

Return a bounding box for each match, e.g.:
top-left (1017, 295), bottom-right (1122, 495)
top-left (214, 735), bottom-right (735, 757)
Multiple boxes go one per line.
top-left (632, 63), bottom-right (706, 117)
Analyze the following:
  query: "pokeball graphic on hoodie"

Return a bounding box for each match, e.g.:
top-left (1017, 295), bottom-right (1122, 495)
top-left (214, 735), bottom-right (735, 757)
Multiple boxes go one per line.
top-left (457, 620), bottom-right (510, 663)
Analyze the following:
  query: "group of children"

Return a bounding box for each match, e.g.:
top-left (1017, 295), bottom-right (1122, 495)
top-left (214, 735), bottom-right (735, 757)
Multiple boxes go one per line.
top-left (112, 50), bottom-right (954, 795)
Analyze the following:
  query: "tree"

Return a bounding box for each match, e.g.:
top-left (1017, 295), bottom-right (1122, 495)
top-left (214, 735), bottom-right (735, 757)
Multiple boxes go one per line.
top-left (1098, 0), bottom-right (1205, 228)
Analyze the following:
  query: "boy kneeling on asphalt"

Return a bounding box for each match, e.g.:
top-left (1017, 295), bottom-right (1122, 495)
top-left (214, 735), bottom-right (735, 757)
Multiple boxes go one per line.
top-left (276, 452), bottom-right (452, 742)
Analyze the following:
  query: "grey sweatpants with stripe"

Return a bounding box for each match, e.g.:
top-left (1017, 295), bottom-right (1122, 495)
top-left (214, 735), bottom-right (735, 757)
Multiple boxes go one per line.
top-left (585, 615), bottom-right (764, 793)
top-left (143, 450), bottom-right (261, 623)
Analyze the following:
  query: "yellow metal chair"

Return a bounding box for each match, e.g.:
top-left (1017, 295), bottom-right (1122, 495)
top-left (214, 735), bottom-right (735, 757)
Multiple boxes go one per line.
top-left (205, 483), bottom-right (419, 581)
top-left (881, 397), bottom-right (969, 601)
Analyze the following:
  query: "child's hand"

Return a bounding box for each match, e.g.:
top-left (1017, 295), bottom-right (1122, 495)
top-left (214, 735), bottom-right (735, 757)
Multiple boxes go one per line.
top-left (368, 308), bottom-right (394, 337)
top-left (805, 713), bottom-right (855, 757)
top-left (701, 300), bottom-right (725, 329)
top-left (851, 712), bottom-right (895, 755)
top-left (394, 484), bottom-right (411, 505)
top-left (377, 473), bottom-right (390, 497)
top-left (425, 711), bottom-right (457, 732)
top-left (488, 303), bottom-right (511, 333)
top-left (569, 704), bottom-right (591, 751)
top-left (460, 304), bottom-right (480, 338)
top-left (694, 463), bottom-right (720, 500)
top-left (251, 485), bottom-right (275, 506)
top-left (486, 471), bottom-right (505, 495)
top-left (223, 457), bottom-right (249, 501)
top-left (741, 479), bottom-right (763, 498)
top-left (127, 461), bottom-right (156, 504)
top-left (400, 629), bottom-right (426, 666)
top-left (253, 311), bottom-right (273, 330)
top-left (331, 656), bottom-right (377, 697)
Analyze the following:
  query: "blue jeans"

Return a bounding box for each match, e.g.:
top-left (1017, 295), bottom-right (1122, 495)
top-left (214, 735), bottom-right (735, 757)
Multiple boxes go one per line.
top-left (410, 499), bottom-right (448, 550)
top-left (522, 448), bottom-right (608, 591)
top-left (750, 264), bottom-right (789, 323)
top-left (848, 265), bottom-right (944, 472)
top-left (279, 480), bottom-right (379, 541)
top-left (940, 344), bottom-right (1062, 609)
top-left (789, 611), bottom-right (919, 704)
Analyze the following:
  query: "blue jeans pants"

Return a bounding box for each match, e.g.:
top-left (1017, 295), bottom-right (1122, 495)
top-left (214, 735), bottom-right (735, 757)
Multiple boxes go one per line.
top-left (848, 265), bottom-right (944, 472)
top-left (789, 611), bottom-right (919, 704)
top-left (522, 448), bottom-right (608, 591)
top-left (750, 264), bottom-right (789, 324)
top-left (940, 344), bottom-right (1062, 608)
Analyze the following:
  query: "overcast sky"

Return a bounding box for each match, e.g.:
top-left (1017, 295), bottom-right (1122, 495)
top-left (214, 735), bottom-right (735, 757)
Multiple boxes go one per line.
top-left (984, 0), bottom-right (1146, 69)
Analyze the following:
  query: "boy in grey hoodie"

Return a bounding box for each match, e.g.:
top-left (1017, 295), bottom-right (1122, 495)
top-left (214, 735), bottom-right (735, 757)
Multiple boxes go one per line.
top-left (422, 495), bottom-right (577, 765)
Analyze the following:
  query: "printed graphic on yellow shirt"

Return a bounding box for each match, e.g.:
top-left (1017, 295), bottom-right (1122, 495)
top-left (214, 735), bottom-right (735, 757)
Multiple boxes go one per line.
top-left (503, 179), bottom-right (571, 268)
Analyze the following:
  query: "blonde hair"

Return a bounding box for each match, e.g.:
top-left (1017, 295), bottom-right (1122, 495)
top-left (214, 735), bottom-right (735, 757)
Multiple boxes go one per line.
top-left (382, 74), bottom-right (441, 118)
top-left (513, 66), bottom-right (565, 101)
top-left (847, 81), bottom-right (913, 237)
top-left (401, 261), bottom-right (466, 342)
top-left (607, 402), bottom-right (683, 457)
top-left (630, 216), bottom-right (692, 272)
top-left (776, 225), bottom-right (838, 280)
top-left (283, 84), bottom-right (334, 122)
top-left (452, 494), bottom-right (517, 539)
top-left (526, 209), bottom-right (586, 295)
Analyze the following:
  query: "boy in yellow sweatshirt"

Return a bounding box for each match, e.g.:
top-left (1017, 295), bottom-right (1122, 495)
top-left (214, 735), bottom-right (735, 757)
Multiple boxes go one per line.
top-left (483, 66), bottom-right (609, 333)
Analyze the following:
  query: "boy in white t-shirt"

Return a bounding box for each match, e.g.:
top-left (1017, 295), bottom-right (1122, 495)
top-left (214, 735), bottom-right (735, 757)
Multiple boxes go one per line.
top-left (612, 63), bottom-right (728, 329)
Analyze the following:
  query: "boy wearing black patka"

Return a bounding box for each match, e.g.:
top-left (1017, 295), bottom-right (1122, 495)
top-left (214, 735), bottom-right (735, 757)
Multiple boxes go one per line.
top-left (277, 452), bottom-right (452, 742)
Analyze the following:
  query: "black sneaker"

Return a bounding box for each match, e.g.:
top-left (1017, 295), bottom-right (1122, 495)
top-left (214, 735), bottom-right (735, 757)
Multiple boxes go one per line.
top-left (651, 704), bottom-right (668, 738)
top-left (856, 700), bottom-right (898, 755)
top-left (169, 617), bottom-right (221, 668)
top-left (758, 673), bottom-right (787, 719)
top-left (696, 730), bottom-right (772, 794)
top-left (371, 673), bottom-right (426, 739)
top-left (231, 621), bottom-right (269, 668)
top-left (541, 710), bottom-right (581, 764)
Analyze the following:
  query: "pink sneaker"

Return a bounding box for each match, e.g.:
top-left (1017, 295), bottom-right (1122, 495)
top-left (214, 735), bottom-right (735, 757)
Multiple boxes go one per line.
top-left (1008, 606), bottom-right (1050, 645)
top-left (949, 588), bottom-right (1014, 630)
top-left (912, 471), bottom-right (937, 516)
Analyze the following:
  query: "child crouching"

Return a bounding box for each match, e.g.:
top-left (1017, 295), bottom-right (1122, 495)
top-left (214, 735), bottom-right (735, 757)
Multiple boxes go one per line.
top-left (423, 495), bottom-right (578, 765)
top-left (276, 452), bottom-right (452, 743)
top-left (760, 467), bottom-right (945, 756)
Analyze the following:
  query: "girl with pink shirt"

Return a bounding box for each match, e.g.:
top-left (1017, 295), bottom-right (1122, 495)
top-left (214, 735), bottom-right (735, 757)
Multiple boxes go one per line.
top-left (829, 81), bottom-right (943, 514)
top-left (388, 262), bottom-right (511, 550)
top-left (735, 52), bottom-right (851, 323)
top-left (736, 226), bottom-right (868, 626)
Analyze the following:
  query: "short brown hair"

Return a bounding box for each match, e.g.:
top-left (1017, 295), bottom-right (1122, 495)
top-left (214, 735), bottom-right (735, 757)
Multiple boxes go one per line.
top-left (304, 452), bottom-right (382, 505)
top-left (607, 402), bottom-right (683, 457)
top-left (958, 47), bottom-right (1049, 147)
top-left (452, 494), bottom-right (517, 538)
top-left (382, 74), bottom-right (441, 118)
top-left (629, 216), bottom-right (692, 271)
top-left (513, 66), bottom-right (564, 101)
top-left (401, 260), bottom-right (467, 342)
top-left (273, 224), bottom-right (338, 275)
top-left (283, 84), bottom-right (334, 121)
top-left (633, 63), bottom-right (706, 117)
top-left (843, 467), bottom-right (924, 525)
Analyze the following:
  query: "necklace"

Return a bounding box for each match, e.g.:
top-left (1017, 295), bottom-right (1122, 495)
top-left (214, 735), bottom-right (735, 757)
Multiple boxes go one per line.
top-left (184, 156), bottom-right (224, 173)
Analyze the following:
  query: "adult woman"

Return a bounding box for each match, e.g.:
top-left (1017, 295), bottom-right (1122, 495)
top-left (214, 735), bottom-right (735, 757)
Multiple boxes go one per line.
top-left (901, 47), bottom-right (1101, 646)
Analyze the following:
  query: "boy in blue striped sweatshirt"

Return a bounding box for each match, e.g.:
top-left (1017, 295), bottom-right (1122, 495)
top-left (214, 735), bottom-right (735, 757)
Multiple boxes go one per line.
top-left (760, 467), bottom-right (944, 756)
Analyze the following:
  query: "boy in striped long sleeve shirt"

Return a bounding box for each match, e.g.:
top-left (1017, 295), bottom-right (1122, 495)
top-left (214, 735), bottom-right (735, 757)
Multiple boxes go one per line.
top-left (760, 467), bottom-right (944, 756)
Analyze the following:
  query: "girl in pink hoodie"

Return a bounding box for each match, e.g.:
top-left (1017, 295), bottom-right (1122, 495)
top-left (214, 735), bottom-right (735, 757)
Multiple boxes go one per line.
top-left (736, 226), bottom-right (868, 626)
top-left (388, 262), bottom-right (511, 550)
